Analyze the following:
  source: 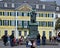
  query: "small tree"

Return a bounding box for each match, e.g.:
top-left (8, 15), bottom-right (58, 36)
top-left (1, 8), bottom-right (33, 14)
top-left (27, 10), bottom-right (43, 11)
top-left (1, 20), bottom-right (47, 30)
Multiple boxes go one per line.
top-left (55, 18), bottom-right (60, 30)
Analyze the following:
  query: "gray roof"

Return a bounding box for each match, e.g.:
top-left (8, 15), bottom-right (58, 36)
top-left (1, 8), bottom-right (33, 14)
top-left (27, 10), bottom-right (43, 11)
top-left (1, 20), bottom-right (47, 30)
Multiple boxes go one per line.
top-left (0, 0), bottom-right (60, 12)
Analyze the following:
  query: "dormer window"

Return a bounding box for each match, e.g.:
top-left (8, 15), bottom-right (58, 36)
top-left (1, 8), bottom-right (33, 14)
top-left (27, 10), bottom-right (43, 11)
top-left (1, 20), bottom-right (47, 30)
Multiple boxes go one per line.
top-left (36, 4), bottom-right (39, 9)
top-left (12, 3), bottom-right (14, 8)
top-left (4, 3), bottom-right (7, 7)
top-left (43, 5), bottom-right (45, 9)
top-left (0, 0), bottom-right (2, 1)
top-left (24, 1), bottom-right (27, 3)
top-left (56, 7), bottom-right (59, 11)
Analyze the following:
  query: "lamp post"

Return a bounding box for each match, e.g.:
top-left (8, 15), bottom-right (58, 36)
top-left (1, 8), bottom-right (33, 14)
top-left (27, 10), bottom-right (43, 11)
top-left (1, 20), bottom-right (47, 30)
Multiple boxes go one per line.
top-left (15, 11), bottom-right (18, 39)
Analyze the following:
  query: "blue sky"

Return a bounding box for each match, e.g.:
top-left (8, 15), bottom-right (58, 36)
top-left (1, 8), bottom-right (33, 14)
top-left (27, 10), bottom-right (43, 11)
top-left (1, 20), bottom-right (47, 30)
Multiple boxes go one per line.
top-left (41, 0), bottom-right (60, 5)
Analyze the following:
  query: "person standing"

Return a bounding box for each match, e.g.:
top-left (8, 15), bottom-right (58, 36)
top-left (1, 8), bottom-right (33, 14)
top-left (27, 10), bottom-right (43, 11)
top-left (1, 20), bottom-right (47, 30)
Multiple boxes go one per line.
top-left (42, 35), bottom-right (46, 45)
top-left (2, 34), bottom-right (8, 46)
top-left (36, 33), bottom-right (40, 48)
top-left (10, 33), bottom-right (14, 47)
top-left (6, 35), bottom-right (10, 46)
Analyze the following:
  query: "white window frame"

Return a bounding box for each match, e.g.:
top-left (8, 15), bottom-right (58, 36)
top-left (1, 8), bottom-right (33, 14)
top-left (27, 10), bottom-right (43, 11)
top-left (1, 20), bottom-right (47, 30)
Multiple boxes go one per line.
top-left (56, 7), bottom-right (59, 11)
top-left (0, 0), bottom-right (2, 1)
top-left (4, 3), bottom-right (7, 7)
top-left (36, 4), bottom-right (39, 9)
top-left (12, 3), bottom-right (15, 8)
top-left (43, 5), bottom-right (45, 9)
top-left (10, 20), bottom-right (15, 26)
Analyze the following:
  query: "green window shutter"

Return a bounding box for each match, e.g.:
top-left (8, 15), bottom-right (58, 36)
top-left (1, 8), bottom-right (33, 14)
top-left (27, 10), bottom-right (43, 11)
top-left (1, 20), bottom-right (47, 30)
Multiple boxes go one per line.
top-left (46, 14), bottom-right (47, 17)
top-left (41, 13), bottom-right (43, 17)
top-left (8, 20), bottom-right (9, 26)
top-left (28, 21), bottom-right (29, 25)
top-left (39, 13), bottom-right (41, 17)
top-left (17, 20), bottom-right (18, 26)
top-left (27, 13), bottom-right (29, 16)
top-left (17, 12), bottom-right (18, 16)
top-left (52, 14), bottom-right (53, 17)
top-left (46, 22), bottom-right (47, 27)
top-left (0, 12), bottom-right (2, 16)
top-left (48, 14), bottom-right (49, 17)
top-left (3, 12), bottom-right (4, 16)
top-left (22, 12), bottom-right (24, 16)
top-left (7, 12), bottom-right (9, 16)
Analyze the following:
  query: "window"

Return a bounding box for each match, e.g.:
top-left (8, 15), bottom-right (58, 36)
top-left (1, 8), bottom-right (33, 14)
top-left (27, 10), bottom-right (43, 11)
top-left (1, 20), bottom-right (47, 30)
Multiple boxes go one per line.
top-left (56, 7), bottom-right (59, 11)
top-left (0, 20), bottom-right (2, 26)
top-left (36, 4), bottom-right (39, 9)
top-left (41, 21), bottom-right (47, 27)
top-left (5, 30), bottom-right (8, 35)
top-left (43, 5), bottom-right (45, 9)
top-left (19, 31), bottom-right (21, 36)
top-left (3, 12), bottom-right (9, 16)
top-left (24, 21), bottom-right (28, 28)
top-left (0, 12), bottom-right (2, 16)
top-left (17, 12), bottom-right (22, 16)
top-left (4, 3), bottom-right (7, 7)
top-left (39, 13), bottom-right (41, 17)
top-left (24, 31), bottom-right (27, 36)
top-left (3, 20), bottom-right (9, 26)
top-left (0, 0), bottom-right (3, 1)
top-left (43, 14), bottom-right (47, 17)
top-left (12, 3), bottom-right (14, 8)
top-left (48, 22), bottom-right (53, 27)
top-left (48, 14), bottom-right (53, 17)
top-left (10, 20), bottom-right (16, 26)
top-left (24, 12), bottom-right (27, 16)
top-left (10, 12), bottom-right (16, 16)
top-left (17, 20), bottom-right (22, 27)
top-left (41, 13), bottom-right (43, 17)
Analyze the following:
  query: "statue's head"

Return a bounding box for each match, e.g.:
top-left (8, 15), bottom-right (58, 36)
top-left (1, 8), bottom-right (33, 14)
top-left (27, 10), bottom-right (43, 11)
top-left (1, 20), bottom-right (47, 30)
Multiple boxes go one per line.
top-left (30, 11), bottom-right (36, 16)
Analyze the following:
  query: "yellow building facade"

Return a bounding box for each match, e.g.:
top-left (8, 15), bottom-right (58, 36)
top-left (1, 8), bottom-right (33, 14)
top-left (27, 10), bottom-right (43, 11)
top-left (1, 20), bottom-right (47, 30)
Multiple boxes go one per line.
top-left (0, 10), bottom-right (55, 39)
top-left (0, 0), bottom-right (58, 39)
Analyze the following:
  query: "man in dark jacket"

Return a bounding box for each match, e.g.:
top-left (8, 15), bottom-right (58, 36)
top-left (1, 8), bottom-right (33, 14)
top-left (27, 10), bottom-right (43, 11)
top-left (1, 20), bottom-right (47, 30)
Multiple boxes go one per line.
top-left (2, 34), bottom-right (8, 46)
top-left (42, 35), bottom-right (46, 45)
top-left (36, 33), bottom-right (40, 48)
top-left (10, 33), bottom-right (14, 46)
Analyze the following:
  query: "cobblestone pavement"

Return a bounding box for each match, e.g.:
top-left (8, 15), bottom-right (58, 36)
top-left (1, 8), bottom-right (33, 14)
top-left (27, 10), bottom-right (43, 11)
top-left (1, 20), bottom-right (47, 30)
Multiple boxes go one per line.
top-left (0, 41), bottom-right (60, 48)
